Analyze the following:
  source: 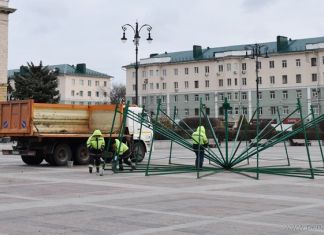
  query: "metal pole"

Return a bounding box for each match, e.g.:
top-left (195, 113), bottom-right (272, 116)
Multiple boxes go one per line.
top-left (168, 106), bottom-right (177, 164)
top-left (277, 106), bottom-right (290, 166)
top-left (135, 23), bottom-right (139, 105)
top-left (310, 105), bottom-right (324, 166)
top-left (255, 50), bottom-right (260, 180)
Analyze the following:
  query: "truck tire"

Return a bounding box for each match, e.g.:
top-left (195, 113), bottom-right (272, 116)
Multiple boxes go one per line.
top-left (75, 144), bottom-right (89, 165)
top-left (53, 144), bottom-right (72, 166)
top-left (21, 155), bottom-right (44, 165)
top-left (131, 141), bottom-right (145, 163)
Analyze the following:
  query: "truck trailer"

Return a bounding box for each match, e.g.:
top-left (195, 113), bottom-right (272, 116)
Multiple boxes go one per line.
top-left (0, 100), bottom-right (153, 166)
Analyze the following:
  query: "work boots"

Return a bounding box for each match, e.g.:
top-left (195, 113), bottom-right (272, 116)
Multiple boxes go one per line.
top-left (88, 164), bottom-right (93, 174)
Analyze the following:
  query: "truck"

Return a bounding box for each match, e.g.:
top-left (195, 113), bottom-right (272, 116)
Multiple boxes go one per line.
top-left (0, 100), bottom-right (153, 166)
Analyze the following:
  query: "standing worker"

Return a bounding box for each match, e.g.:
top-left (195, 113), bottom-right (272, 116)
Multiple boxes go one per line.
top-left (87, 129), bottom-right (105, 175)
top-left (113, 138), bottom-right (136, 172)
top-left (192, 126), bottom-right (208, 169)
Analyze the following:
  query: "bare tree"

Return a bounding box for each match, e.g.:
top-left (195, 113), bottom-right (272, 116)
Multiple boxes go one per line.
top-left (110, 84), bottom-right (126, 104)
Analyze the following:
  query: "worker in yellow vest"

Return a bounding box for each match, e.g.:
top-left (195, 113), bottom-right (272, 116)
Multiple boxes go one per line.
top-left (113, 138), bottom-right (135, 171)
top-left (87, 129), bottom-right (105, 175)
top-left (192, 126), bottom-right (208, 169)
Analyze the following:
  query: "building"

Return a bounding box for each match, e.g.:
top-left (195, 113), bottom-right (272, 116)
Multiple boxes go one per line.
top-left (125, 36), bottom-right (324, 121)
top-left (0, 0), bottom-right (15, 101)
top-left (9, 63), bottom-right (112, 104)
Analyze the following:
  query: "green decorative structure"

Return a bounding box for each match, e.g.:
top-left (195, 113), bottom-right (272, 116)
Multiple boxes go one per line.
top-left (106, 98), bottom-right (324, 179)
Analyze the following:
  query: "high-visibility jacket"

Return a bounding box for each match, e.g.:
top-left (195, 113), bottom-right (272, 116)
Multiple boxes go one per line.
top-left (87, 129), bottom-right (105, 150)
top-left (114, 139), bottom-right (129, 155)
top-left (192, 126), bottom-right (208, 145)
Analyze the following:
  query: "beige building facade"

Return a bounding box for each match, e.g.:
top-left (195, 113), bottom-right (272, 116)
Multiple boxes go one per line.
top-left (125, 36), bottom-right (324, 121)
top-left (0, 0), bottom-right (15, 101)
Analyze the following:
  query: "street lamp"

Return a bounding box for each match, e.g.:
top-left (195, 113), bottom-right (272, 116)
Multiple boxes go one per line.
top-left (244, 43), bottom-right (269, 179)
top-left (121, 21), bottom-right (153, 105)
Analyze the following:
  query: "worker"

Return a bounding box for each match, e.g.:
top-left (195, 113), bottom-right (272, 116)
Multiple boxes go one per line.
top-left (113, 138), bottom-right (136, 171)
top-left (192, 126), bottom-right (208, 169)
top-left (87, 129), bottom-right (105, 175)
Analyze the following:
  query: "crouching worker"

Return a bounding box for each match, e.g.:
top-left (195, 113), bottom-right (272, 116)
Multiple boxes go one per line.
top-left (192, 126), bottom-right (208, 169)
top-left (87, 129), bottom-right (105, 175)
top-left (113, 139), bottom-right (136, 172)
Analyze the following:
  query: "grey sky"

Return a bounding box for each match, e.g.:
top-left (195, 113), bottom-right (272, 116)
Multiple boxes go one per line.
top-left (8, 0), bottom-right (324, 85)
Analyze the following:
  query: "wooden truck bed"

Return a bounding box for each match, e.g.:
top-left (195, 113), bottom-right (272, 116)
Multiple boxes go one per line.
top-left (0, 100), bottom-right (123, 137)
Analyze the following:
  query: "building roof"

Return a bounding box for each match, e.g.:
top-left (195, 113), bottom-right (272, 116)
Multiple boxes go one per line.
top-left (8, 63), bottom-right (113, 79)
top-left (125, 36), bottom-right (324, 67)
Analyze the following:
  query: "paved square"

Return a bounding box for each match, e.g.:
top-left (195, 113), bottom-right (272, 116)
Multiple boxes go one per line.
top-left (0, 141), bottom-right (324, 234)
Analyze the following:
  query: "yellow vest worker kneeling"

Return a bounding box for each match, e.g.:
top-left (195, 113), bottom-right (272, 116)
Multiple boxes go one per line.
top-left (113, 139), bottom-right (136, 172)
top-left (87, 129), bottom-right (105, 175)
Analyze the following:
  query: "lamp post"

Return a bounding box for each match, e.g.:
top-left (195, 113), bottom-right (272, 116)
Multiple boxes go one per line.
top-left (121, 21), bottom-right (153, 105)
top-left (244, 43), bottom-right (269, 179)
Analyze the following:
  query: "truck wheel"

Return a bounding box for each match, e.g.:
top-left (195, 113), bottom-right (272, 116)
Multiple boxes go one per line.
top-left (75, 144), bottom-right (89, 165)
top-left (21, 154), bottom-right (44, 165)
top-left (131, 141), bottom-right (145, 163)
top-left (53, 144), bottom-right (72, 166)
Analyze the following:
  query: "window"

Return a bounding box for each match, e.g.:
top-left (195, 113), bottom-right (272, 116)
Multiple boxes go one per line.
top-left (227, 93), bottom-right (232, 100)
top-left (242, 63), bottom-right (246, 71)
top-left (96, 91), bottom-right (99, 97)
top-left (174, 107), bottom-right (178, 115)
top-left (72, 79), bottom-right (75, 85)
top-left (132, 72), bottom-right (135, 78)
top-left (283, 106), bottom-right (289, 115)
top-left (283, 90), bottom-right (288, 99)
top-left (219, 79), bottom-right (223, 87)
top-left (184, 95), bottom-right (189, 102)
top-left (313, 105), bottom-right (320, 115)
top-left (270, 91), bottom-right (275, 99)
top-left (258, 107), bottom-right (263, 115)
top-left (185, 109), bottom-right (189, 116)
top-left (95, 81), bottom-right (99, 86)
top-left (282, 75), bottom-right (288, 84)
top-left (312, 89), bottom-right (318, 98)
top-left (162, 83), bottom-right (166, 89)
top-left (242, 92), bottom-right (247, 100)
top-left (282, 60), bottom-right (287, 68)
top-left (270, 106), bottom-right (276, 115)
top-left (104, 81), bottom-right (107, 87)
top-left (258, 92), bottom-right (262, 100)
top-left (234, 92), bottom-right (238, 100)
top-left (150, 83), bottom-right (153, 89)
top-left (296, 74), bottom-right (302, 83)
top-left (257, 61), bottom-right (261, 69)
top-left (312, 73), bottom-right (318, 82)
top-left (174, 68), bottom-right (178, 76)
top-left (184, 81), bottom-right (189, 88)
top-left (142, 96), bottom-right (147, 104)
top-left (194, 67), bottom-right (199, 73)
top-left (162, 69), bottom-right (167, 76)
top-left (156, 83), bottom-right (159, 90)
top-left (195, 94), bottom-right (199, 101)
top-left (258, 77), bottom-right (262, 85)
top-left (195, 108), bottom-right (199, 116)
top-left (194, 80), bottom-right (199, 88)
top-left (219, 93), bottom-right (224, 101)
top-left (243, 107), bottom-right (248, 115)
top-left (185, 68), bottom-right (189, 75)
top-left (242, 77), bottom-right (247, 86)
top-left (270, 76), bottom-right (275, 84)
top-left (174, 95), bottom-right (178, 102)
top-left (150, 96), bottom-right (154, 104)
top-left (205, 94), bottom-right (210, 101)
top-left (205, 66), bottom-right (209, 73)
top-left (174, 82), bottom-right (178, 89)
top-left (103, 92), bottom-right (107, 97)
top-left (311, 57), bottom-right (317, 66)
top-left (149, 70), bottom-right (153, 77)
top-left (88, 91), bottom-right (91, 97)
top-left (227, 63), bottom-right (231, 71)
top-left (142, 71), bottom-right (147, 78)
top-left (269, 61), bottom-right (275, 68)
top-left (218, 65), bottom-right (223, 72)
top-left (156, 70), bottom-right (159, 76)
top-left (142, 84), bottom-right (147, 90)
top-left (206, 108), bottom-right (210, 115)
top-left (234, 78), bottom-right (238, 86)
top-left (133, 84), bottom-right (136, 91)
top-left (205, 80), bottom-right (209, 88)
top-left (235, 107), bottom-right (239, 115)
top-left (296, 59), bottom-right (301, 67)
top-left (227, 78), bottom-right (231, 86)
top-left (80, 80), bottom-right (84, 85)
top-left (71, 90), bottom-right (75, 96)
top-left (296, 90), bottom-right (302, 98)
top-left (79, 91), bottom-right (83, 97)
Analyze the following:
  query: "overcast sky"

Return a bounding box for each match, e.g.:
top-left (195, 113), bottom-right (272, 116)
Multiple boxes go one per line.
top-left (7, 0), bottom-right (324, 85)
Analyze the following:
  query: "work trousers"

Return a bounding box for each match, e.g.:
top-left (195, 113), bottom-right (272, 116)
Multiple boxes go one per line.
top-left (118, 150), bottom-right (132, 169)
top-left (193, 144), bottom-right (205, 168)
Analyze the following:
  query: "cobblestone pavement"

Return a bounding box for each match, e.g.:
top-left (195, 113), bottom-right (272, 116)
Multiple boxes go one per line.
top-left (0, 141), bottom-right (324, 235)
